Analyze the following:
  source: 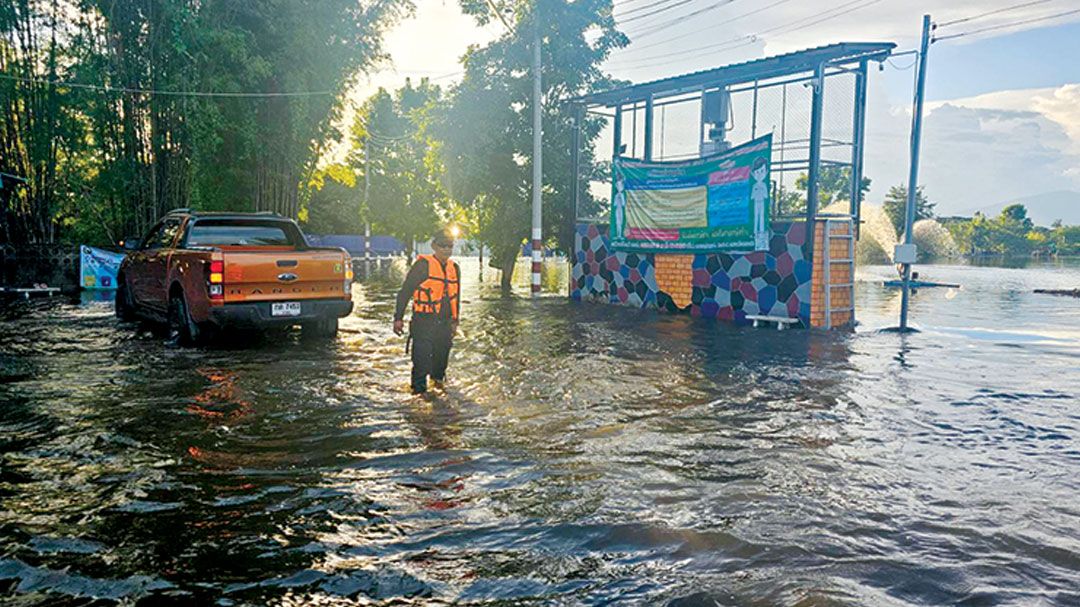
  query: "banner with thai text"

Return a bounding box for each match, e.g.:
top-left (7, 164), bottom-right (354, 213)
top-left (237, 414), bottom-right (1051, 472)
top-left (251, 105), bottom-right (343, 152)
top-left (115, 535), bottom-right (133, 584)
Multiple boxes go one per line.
top-left (610, 134), bottom-right (771, 252)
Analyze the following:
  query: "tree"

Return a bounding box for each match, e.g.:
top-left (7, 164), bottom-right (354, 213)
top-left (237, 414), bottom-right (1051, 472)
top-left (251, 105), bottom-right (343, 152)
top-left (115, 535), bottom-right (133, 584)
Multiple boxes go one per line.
top-left (999, 203), bottom-right (1033, 231)
top-left (301, 163), bottom-right (360, 235)
top-left (944, 206), bottom-right (1065, 257)
top-left (1051, 224), bottom-right (1080, 256)
top-left (776, 186), bottom-right (805, 216)
top-left (1, 0), bottom-right (411, 245)
top-left (793, 166), bottom-right (870, 213)
top-left (883, 184), bottom-right (935, 238)
top-left (1, 0), bottom-right (88, 244)
top-left (348, 80), bottom-right (448, 260)
top-left (991, 203), bottom-right (1034, 255)
top-left (437, 0), bottom-right (625, 292)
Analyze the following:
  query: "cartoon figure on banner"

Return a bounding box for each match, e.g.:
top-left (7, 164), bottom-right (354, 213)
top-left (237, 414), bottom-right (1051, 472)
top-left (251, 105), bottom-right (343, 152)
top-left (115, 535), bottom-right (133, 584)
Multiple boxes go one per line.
top-left (613, 178), bottom-right (626, 238)
top-left (751, 156), bottom-right (769, 250)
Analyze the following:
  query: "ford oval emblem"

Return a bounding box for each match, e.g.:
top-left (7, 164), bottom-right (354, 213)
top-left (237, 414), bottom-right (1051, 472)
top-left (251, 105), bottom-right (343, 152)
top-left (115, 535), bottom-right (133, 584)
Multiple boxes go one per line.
top-left (277, 272), bottom-right (299, 282)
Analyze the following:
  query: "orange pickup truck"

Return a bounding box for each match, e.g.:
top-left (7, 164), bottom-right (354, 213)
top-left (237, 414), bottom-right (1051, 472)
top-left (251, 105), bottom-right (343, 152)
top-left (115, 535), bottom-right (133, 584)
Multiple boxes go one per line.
top-left (115, 209), bottom-right (353, 344)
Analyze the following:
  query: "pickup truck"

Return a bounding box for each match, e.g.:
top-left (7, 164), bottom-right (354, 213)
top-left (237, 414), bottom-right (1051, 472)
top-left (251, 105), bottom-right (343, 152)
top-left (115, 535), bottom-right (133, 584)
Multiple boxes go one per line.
top-left (115, 210), bottom-right (353, 344)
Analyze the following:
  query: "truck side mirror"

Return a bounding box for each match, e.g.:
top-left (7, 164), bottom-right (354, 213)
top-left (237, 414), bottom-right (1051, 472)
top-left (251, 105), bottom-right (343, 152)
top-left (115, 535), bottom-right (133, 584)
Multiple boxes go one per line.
top-left (122, 237), bottom-right (141, 251)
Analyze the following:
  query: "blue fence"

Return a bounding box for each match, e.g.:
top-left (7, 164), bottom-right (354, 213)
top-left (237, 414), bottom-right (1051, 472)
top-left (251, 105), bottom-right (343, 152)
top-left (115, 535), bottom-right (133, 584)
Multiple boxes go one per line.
top-left (305, 234), bottom-right (405, 257)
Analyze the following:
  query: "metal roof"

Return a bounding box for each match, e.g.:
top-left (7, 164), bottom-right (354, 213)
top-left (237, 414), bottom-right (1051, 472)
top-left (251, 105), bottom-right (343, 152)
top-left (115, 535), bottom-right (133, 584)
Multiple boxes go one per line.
top-left (573, 42), bottom-right (895, 107)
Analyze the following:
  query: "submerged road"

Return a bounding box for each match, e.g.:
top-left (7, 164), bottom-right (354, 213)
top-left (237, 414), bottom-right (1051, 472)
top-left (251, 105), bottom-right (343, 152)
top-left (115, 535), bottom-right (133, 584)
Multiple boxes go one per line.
top-left (1, 258), bottom-right (1078, 605)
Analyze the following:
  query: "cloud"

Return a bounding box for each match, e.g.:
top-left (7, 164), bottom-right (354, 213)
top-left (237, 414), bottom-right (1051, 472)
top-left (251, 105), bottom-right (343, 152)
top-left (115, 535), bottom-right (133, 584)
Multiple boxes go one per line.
top-left (1031, 84), bottom-right (1080, 153)
top-left (865, 93), bottom-right (1080, 214)
top-left (927, 84), bottom-right (1080, 152)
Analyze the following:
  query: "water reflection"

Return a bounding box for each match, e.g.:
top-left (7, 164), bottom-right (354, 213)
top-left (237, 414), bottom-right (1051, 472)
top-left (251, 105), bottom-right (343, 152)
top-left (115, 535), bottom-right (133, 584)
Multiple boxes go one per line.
top-left (0, 258), bottom-right (1078, 605)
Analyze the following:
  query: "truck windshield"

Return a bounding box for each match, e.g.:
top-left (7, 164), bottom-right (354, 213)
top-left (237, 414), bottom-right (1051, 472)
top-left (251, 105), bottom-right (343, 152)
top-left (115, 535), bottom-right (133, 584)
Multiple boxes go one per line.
top-left (187, 221), bottom-right (295, 247)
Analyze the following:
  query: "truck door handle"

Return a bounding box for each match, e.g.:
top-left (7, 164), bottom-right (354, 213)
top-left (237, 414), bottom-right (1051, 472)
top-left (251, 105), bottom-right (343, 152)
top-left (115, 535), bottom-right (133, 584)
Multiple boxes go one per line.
top-left (277, 260), bottom-right (298, 267)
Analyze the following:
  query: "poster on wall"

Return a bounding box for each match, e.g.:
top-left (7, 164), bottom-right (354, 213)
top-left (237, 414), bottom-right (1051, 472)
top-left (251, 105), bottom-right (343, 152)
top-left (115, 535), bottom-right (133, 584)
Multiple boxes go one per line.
top-left (80, 245), bottom-right (124, 290)
top-left (610, 133), bottom-right (772, 252)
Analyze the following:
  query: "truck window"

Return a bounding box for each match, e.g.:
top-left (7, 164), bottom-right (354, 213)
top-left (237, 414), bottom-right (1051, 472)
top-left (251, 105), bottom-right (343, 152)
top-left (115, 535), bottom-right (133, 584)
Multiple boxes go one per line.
top-left (187, 221), bottom-right (295, 247)
top-left (142, 218), bottom-right (182, 250)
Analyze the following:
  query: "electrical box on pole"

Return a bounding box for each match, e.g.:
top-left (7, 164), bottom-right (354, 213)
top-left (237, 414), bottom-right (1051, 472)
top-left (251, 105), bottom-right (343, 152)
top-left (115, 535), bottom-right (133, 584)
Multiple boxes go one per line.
top-left (700, 88), bottom-right (730, 157)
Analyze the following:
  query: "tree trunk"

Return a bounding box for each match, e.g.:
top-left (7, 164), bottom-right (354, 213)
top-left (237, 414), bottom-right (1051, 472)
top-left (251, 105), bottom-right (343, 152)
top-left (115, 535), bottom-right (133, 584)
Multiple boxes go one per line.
top-left (499, 253), bottom-right (515, 295)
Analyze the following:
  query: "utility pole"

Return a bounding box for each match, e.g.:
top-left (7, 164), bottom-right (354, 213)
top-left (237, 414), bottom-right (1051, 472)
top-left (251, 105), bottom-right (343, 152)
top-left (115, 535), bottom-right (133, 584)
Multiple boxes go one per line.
top-left (899, 14), bottom-right (932, 332)
top-left (530, 12), bottom-right (543, 297)
top-left (363, 140), bottom-right (372, 277)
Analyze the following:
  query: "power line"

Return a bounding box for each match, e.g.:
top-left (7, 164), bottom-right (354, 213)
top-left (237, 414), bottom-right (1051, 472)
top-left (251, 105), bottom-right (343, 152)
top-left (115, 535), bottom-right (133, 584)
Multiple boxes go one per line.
top-left (381, 69), bottom-right (464, 82)
top-left (934, 6), bottom-right (1080, 41)
top-left (614, 0), bottom-right (693, 20)
top-left (617, 0), bottom-right (881, 64)
top-left (936, 0), bottom-right (1058, 28)
top-left (618, 0), bottom-right (796, 53)
top-left (428, 70), bottom-right (464, 81)
top-left (0, 72), bottom-right (335, 97)
top-left (609, 0), bottom-right (885, 70)
top-left (887, 55), bottom-right (918, 70)
top-left (613, 0), bottom-right (663, 10)
top-left (620, 0), bottom-right (742, 40)
top-left (884, 47), bottom-right (918, 71)
top-left (367, 131), bottom-right (413, 143)
top-left (0, 67), bottom-right (464, 99)
top-left (619, 0), bottom-right (720, 25)
top-left (608, 35), bottom-right (754, 70)
top-left (755, 0), bottom-right (887, 39)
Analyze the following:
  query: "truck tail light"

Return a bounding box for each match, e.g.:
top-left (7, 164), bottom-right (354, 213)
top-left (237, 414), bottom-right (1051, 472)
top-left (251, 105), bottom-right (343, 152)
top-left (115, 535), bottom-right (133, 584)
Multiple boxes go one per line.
top-left (344, 260), bottom-right (354, 297)
top-left (209, 260), bottom-right (224, 284)
top-left (208, 260), bottom-right (224, 300)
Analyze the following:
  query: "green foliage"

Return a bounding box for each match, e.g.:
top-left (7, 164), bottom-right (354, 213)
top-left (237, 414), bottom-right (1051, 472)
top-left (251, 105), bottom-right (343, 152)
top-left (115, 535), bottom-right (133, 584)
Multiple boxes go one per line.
top-left (345, 80), bottom-right (448, 255)
top-left (943, 204), bottom-right (1074, 256)
top-left (776, 185), bottom-right (805, 216)
top-left (1, 0), bottom-right (411, 245)
top-left (882, 184), bottom-right (935, 238)
top-left (792, 166), bottom-right (870, 214)
top-left (301, 163), bottom-right (360, 235)
top-left (1050, 224), bottom-right (1080, 256)
top-left (437, 0), bottom-right (626, 288)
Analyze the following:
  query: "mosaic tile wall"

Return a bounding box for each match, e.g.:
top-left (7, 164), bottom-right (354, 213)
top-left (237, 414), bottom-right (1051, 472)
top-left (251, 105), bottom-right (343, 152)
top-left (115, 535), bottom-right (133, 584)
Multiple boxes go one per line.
top-left (570, 221), bottom-right (815, 326)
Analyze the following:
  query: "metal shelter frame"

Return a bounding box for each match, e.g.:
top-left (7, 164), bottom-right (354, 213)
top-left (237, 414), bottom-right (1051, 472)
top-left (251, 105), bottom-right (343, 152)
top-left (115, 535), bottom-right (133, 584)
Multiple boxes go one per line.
top-left (567, 42), bottom-right (895, 239)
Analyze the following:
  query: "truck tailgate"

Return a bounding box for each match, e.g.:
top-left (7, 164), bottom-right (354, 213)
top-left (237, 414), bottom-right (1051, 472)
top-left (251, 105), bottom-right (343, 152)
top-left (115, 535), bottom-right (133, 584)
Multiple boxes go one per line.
top-left (221, 249), bottom-right (349, 303)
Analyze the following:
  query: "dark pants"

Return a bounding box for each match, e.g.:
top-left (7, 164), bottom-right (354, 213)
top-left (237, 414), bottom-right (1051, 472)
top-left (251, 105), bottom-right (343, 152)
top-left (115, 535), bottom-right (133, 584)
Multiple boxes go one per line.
top-left (410, 314), bottom-right (453, 394)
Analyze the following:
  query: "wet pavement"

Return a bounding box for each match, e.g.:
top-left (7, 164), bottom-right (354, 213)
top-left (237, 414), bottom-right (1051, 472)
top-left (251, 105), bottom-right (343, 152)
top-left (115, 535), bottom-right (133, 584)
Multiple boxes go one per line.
top-left (1, 258), bottom-right (1079, 605)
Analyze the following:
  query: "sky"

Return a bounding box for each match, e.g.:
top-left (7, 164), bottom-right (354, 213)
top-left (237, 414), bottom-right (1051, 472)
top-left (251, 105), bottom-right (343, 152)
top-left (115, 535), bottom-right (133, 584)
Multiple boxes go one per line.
top-left (347, 0), bottom-right (1080, 221)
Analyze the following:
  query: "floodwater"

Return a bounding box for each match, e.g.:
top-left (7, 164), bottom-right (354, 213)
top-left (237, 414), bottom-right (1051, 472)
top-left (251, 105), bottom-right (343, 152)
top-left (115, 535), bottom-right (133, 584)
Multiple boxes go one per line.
top-left (1, 258), bottom-right (1078, 606)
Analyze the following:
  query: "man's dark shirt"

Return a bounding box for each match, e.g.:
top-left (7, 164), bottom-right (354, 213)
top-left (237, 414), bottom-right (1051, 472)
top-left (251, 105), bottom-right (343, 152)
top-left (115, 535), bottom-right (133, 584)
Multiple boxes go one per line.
top-left (394, 257), bottom-right (460, 322)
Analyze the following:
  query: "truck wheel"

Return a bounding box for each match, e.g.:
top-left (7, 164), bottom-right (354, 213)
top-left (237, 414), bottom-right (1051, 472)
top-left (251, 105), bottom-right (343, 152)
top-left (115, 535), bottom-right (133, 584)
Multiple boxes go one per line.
top-left (302, 317), bottom-right (338, 340)
top-left (168, 293), bottom-right (203, 346)
top-left (115, 278), bottom-right (136, 322)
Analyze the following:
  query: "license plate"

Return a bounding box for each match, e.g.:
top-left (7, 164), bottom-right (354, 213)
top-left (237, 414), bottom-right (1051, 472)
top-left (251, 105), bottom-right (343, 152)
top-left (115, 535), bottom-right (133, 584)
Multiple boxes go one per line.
top-left (271, 302), bottom-right (302, 317)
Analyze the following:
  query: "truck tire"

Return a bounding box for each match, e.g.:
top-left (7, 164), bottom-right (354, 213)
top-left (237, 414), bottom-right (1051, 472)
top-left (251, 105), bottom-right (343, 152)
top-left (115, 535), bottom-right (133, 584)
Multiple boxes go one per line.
top-left (115, 277), bottom-right (136, 322)
top-left (168, 292), bottom-right (203, 346)
top-left (301, 317), bottom-right (338, 340)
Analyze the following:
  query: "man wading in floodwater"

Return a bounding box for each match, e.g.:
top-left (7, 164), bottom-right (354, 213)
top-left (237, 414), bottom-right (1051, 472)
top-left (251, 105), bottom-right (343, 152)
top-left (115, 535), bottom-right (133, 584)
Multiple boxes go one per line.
top-left (393, 228), bottom-right (460, 395)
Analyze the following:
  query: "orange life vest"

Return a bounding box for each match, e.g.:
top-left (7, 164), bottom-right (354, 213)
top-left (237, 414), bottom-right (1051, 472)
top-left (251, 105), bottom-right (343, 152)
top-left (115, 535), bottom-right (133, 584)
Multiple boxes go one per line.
top-left (413, 254), bottom-right (459, 320)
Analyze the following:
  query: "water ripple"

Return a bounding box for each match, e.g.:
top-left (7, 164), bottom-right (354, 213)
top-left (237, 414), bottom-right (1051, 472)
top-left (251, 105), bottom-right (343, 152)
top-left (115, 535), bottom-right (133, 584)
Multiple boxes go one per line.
top-left (0, 260), bottom-right (1078, 604)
